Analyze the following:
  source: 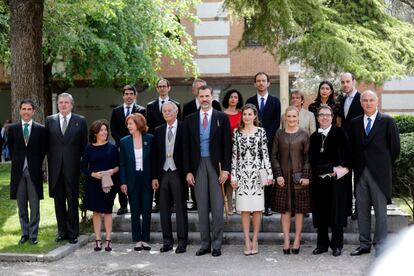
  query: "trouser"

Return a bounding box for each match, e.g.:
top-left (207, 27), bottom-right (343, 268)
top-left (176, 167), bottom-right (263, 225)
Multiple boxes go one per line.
top-left (129, 171), bottom-right (153, 242)
top-left (195, 157), bottom-right (223, 250)
top-left (160, 171), bottom-right (188, 247)
top-left (316, 226), bottom-right (344, 250)
top-left (54, 170), bottom-right (79, 239)
top-left (356, 168), bottom-right (387, 251)
top-left (17, 167), bottom-right (40, 239)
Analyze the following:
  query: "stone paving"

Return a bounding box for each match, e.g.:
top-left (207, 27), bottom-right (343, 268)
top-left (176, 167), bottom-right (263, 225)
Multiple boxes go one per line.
top-left (0, 243), bottom-right (374, 276)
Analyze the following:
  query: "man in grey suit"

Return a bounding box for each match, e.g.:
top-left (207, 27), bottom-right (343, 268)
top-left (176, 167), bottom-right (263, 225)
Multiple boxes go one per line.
top-left (46, 93), bottom-right (87, 244)
top-left (183, 85), bottom-right (232, 257)
top-left (8, 100), bottom-right (47, 245)
top-left (349, 90), bottom-right (400, 256)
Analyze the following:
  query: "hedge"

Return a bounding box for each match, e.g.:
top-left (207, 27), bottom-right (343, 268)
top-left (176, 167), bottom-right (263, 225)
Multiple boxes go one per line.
top-left (393, 114), bottom-right (414, 134)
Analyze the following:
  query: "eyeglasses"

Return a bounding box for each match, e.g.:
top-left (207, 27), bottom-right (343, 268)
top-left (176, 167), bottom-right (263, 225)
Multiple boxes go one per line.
top-left (318, 113), bottom-right (333, 118)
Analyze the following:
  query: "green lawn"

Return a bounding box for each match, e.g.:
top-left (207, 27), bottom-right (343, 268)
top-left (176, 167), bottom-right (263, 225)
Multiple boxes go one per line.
top-left (0, 163), bottom-right (92, 254)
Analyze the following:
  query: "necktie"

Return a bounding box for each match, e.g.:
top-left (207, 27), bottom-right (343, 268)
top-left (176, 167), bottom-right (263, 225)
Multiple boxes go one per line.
top-left (161, 100), bottom-right (165, 111)
top-left (126, 106), bottom-right (131, 117)
top-left (202, 113), bottom-right (208, 129)
top-left (167, 126), bottom-right (173, 142)
top-left (260, 97), bottom-right (265, 114)
top-left (62, 116), bottom-right (68, 134)
top-left (365, 117), bottom-right (372, 135)
top-left (23, 123), bottom-right (29, 144)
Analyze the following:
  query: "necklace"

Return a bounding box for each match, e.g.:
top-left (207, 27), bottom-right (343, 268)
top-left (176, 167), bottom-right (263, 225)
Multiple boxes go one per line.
top-left (320, 133), bottom-right (327, 153)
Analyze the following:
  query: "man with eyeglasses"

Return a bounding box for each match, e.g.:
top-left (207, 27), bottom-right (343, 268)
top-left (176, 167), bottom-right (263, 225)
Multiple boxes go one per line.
top-left (110, 85), bottom-right (146, 215)
top-left (146, 78), bottom-right (181, 212)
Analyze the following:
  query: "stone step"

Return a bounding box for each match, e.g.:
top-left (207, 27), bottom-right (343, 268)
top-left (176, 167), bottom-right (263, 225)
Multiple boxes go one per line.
top-left (92, 232), bottom-right (365, 245)
top-left (111, 205), bottom-right (409, 234)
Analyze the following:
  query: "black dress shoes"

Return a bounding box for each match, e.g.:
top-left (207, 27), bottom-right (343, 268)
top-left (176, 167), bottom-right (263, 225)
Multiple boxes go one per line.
top-left (312, 248), bottom-right (328, 255)
top-left (141, 242), bottom-right (151, 251)
top-left (55, 235), bottom-right (68, 242)
top-left (117, 207), bottom-right (128, 215)
top-left (160, 245), bottom-right (173, 253)
top-left (19, 235), bottom-right (29, 244)
top-left (151, 204), bottom-right (160, 213)
top-left (351, 211), bottom-right (358, 220)
top-left (264, 208), bottom-right (272, 216)
top-left (31, 238), bottom-right (38, 245)
top-left (196, 248), bottom-right (211, 256)
top-left (69, 237), bottom-right (78, 244)
top-left (332, 248), bottom-right (342, 257)
top-left (212, 249), bottom-right (222, 257)
top-left (175, 246), bottom-right (186, 254)
top-left (350, 247), bottom-right (371, 256)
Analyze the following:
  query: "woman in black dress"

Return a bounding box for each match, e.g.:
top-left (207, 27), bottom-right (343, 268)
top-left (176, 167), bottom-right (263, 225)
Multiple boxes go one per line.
top-left (81, 120), bottom-right (119, 252)
top-left (308, 81), bottom-right (341, 127)
top-left (309, 105), bottom-right (351, 257)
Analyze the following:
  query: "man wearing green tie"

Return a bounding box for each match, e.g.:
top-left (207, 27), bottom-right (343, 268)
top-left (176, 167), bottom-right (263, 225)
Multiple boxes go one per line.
top-left (7, 100), bottom-right (47, 245)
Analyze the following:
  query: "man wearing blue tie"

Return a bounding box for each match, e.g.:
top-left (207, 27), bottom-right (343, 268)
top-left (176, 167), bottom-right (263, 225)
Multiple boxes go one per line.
top-left (349, 90), bottom-right (400, 257)
top-left (246, 72), bottom-right (281, 216)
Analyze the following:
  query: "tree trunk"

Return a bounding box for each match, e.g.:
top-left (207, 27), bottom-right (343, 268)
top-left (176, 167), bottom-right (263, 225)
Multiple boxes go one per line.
top-left (10, 0), bottom-right (44, 123)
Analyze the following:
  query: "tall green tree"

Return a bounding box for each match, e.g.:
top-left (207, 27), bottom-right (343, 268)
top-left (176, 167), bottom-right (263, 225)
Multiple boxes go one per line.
top-left (1, 0), bottom-right (199, 120)
top-left (224, 0), bottom-right (414, 84)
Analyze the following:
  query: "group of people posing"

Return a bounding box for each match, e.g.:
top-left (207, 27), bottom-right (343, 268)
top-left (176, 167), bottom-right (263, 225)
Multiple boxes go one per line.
top-left (8, 71), bottom-right (400, 258)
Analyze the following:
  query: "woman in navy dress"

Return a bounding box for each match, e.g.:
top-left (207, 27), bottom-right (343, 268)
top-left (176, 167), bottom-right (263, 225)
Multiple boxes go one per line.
top-left (81, 120), bottom-right (119, 252)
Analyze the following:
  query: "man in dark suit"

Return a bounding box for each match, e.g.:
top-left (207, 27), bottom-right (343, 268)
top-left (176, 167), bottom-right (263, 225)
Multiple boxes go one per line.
top-left (338, 72), bottom-right (364, 220)
top-left (349, 90), bottom-right (400, 257)
top-left (246, 72), bottom-right (281, 216)
top-left (152, 101), bottom-right (188, 254)
top-left (182, 79), bottom-right (221, 211)
top-left (46, 93), bottom-right (87, 244)
top-left (183, 85), bottom-right (231, 257)
top-left (146, 78), bottom-right (181, 213)
top-left (8, 100), bottom-right (47, 245)
top-left (110, 84), bottom-right (146, 215)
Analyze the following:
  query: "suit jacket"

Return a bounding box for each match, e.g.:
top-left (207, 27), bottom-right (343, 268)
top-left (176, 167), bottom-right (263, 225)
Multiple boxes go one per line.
top-left (119, 133), bottom-right (153, 191)
top-left (339, 92), bottom-right (364, 134)
top-left (45, 113), bottom-right (88, 197)
top-left (246, 94), bottom-right (281, 146)
top-left (183, 109), bottom-right (232, 176)
top-left (349, 112), bottom-right (400, 202)
top-left (182, 99), bottom-right (221, 120)
top-left (8, 121), bottom-right (47, 199)
top-left (110, 104), bottom-right (146, 146)
top-left (146, 98), bottom-right (181, 134)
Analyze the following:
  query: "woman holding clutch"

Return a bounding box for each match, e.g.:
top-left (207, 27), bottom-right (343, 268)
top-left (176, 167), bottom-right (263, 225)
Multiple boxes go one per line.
top-left (81, 120), bottom-right (119, 252)
top-left (119, 113), bottom-right (153, 251)
top-left (271, 106), bottom-right (312, 255)
top-left (309, 105), bottom-right (351, 257)
top-left (231, 104), bottom-right (273, 255)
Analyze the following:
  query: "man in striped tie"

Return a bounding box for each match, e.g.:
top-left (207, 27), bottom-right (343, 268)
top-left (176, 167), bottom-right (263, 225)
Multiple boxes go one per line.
top-left (7, 100), bottom-right (47, 245)
top-left (349, 90), bottom-right (400, 257)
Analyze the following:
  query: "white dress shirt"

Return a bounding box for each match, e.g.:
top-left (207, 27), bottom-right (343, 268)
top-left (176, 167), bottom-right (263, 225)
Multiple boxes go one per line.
top-left (134, 148), bottom-right (143, 171)
top-left (257, 91), bottom-right (269, 107)
top-left (123, 104), bottom-right (134, 117)
top-left (59, 112), bottom-right (72, 133)
top-left (159, 96), bottom-right (170, 111)
top-left (363, 111), bottom-right (378, 130)
top-left (344, 90), bottom-right (357, 118)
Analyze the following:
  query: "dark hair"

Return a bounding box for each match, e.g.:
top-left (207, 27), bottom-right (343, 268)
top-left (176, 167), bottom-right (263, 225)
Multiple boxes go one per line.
top-left (254, 72), bottom-right (270, 83)
top-left (19, 99), bottom-right (35, 110)
top-left (89, 119), bottom-right (109, 143)
top-left (238, 104), bottom-right (260, 131)
top-left (192, 78), bottom-right (206, 88)
top-left (157, 78), bottom-right (170, 87)
top-left (122, 85), bottom-right (137, 95)
top-left (197, 85), bottom-right (213, 95)
top-left (317, 104), bottom-right (333, 116)
top-left (222, 89), bottom-right (244, 109)
top-left (125, 113), bottom-right (148, 134)
top-left (315, 80), bottom-right (336, 105)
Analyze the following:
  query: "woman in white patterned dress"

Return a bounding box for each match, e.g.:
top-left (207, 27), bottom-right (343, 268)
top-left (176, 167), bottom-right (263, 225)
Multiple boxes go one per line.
top-left (231, 104), bottom-right (273, 255)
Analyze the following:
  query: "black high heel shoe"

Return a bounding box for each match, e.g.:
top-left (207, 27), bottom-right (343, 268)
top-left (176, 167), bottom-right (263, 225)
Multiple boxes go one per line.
top-left (105, 240), bottom-right (112, 252)
top-left (292, 246), bottom-right (300, 254)
top-left (94, 240), bottom-right (102, 251)
top-left (283, 248), bottom-right (291, 255)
